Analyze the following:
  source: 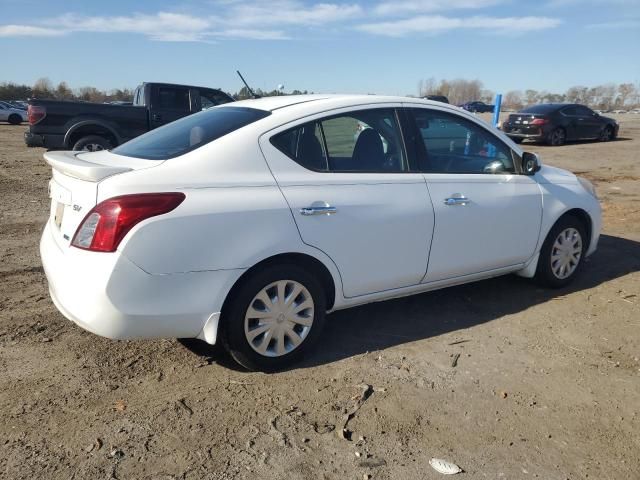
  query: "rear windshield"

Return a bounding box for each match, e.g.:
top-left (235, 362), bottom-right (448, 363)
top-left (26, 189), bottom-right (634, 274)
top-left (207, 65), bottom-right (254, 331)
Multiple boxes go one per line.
top-left (113, 106), bottom-right (271, 160)
top-left (519, 104), bottom-right (560, 114)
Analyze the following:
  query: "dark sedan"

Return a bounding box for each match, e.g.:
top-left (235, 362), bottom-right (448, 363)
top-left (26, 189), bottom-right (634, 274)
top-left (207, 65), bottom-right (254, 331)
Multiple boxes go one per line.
top-left (459, 101), bottom-right (494, 113)
top-left (502, 103), bottom-right (619, 146)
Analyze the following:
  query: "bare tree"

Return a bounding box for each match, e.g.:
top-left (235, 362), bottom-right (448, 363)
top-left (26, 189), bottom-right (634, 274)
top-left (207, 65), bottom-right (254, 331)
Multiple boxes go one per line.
top-left (524, 89), bottom-right (539, 105)
top-left (55, 81), bottom-right (74, 100)
top-left (503, 90), bottom-right (524, 110)
top-left (618, 83), bottom-right (635, 107)
top-left (33, 77), bottom-right (54, 98)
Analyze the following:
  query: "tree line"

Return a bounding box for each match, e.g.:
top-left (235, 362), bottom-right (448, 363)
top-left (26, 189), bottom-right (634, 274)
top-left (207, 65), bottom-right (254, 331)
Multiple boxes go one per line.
top-left (3, 77), bottom-right (640, 111)
top-left (0, 78), bottom-right (309, 103)
top-left (419, 77), bottom-right (640, 110)
top-left (0, 78), bottom-right (135, 103)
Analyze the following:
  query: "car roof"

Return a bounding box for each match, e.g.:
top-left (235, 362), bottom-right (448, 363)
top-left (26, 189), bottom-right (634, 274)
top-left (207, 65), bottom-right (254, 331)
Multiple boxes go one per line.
top-left (231, 94), bottom-right (461, 115)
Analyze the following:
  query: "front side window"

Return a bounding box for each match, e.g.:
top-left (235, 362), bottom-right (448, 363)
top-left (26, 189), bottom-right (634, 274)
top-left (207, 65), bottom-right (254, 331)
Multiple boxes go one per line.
top-left (113, 106), bottom-right (271, 160)
top-left (575, 106), bottom-right (594, 116)
top-left (408, 108), bottom-right (514, 174)
top-left (271, 108), bottom-right (407, 173)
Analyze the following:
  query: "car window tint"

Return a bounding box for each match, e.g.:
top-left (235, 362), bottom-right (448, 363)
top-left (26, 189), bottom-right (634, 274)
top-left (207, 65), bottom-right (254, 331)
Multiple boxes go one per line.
top-left (199, 89), bottom-right (234, 110)
top-left (562, 106), bottom-right (578, 116)
top-left (271, 122), bottom-right (328, 171)
top-left (157, 87), bottom-right (190, 110)
top-left (271, 109), bottom-right (407, 173)
top-left (410, 108), bottom-right (514, 174)
top-left (113, 107), bottom-right (271, 160)
top-left (575, 106), bottom-right (593, 116)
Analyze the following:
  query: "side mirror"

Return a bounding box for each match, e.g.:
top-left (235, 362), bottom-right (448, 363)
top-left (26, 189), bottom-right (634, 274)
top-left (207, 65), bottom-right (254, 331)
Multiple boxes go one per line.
top-left (522, 152), bottom-right (542, 175)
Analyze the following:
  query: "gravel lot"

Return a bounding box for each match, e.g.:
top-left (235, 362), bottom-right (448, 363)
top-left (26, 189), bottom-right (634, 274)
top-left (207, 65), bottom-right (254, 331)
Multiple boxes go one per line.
top-left (1, 115), bottom-right (639, 479)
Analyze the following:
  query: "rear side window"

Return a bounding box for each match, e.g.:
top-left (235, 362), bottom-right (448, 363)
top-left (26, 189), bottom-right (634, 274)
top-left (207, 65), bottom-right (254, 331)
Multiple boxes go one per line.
top-left (199, 89), bottom-right (234, 110)
top-left (157, 87), bottom-right (190, 110)
top-left (113, 107), bottom-right (271, 160)
top-left (270, 108), bottom-right (408, 173)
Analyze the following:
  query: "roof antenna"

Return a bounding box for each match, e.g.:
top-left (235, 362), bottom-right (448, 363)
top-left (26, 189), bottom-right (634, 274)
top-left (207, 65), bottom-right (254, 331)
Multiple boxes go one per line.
top-left (236, 70), bottom-right (260, 99)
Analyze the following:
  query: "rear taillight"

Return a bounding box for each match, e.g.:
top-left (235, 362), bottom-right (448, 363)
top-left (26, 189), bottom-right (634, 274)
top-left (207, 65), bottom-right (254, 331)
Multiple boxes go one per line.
top-left (27, 105), bottom-right (46, 125)
top-left (71, 193), bottom-right (185, 252)
top-left (531, 118), bottom-right (548, 126)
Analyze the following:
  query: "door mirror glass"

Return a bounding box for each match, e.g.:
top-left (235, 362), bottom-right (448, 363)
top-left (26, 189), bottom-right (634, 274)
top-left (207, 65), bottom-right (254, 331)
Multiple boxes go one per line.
top-left (522, 152), bottom-right (542, 175)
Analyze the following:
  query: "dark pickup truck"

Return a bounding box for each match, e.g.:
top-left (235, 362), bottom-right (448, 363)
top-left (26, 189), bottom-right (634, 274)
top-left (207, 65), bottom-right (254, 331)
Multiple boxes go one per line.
top-left (25, 82), bottom-right (234, 151)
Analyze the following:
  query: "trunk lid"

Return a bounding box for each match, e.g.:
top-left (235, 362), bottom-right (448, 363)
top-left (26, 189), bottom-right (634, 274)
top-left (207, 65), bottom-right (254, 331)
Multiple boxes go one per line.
top-left (45, 150), bottom-right (158, 248)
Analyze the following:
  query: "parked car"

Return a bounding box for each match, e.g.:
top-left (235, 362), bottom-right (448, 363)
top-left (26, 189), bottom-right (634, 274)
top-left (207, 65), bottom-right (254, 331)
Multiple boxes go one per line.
top-left (459, 101), bottom-right (494, 113)
top-left (0, 102), bottom-right (28, 124)
top-left (611, 109), bottom-right (627, 114)
top-left (502, 103), bottom-right (619, 146)
top-left (25, 82), bottom-right (234, 151)
top-left (423, 95), bottom-right (449, 104)
top-left (40, 95), bottom-right (601, 371)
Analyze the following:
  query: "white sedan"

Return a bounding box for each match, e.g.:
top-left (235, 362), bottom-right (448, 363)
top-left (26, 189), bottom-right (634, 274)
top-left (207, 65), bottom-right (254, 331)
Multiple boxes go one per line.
top-left (0, 102), bottom-right (28, 124)
top-left (40, 95), bottom-right (601, 371)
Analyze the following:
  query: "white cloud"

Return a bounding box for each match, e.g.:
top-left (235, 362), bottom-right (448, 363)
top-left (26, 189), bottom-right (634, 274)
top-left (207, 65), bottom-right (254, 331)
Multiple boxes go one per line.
top-left (357, 15), bottom-right (562, 37)
top-left (0, 3), bottom-right (565, 42)
top-left (373, 0), bottom-right (505, 16)
top-left (0, 25), bottom-right (65, 37)
top-left (222, 1), bottom-right (363, 27)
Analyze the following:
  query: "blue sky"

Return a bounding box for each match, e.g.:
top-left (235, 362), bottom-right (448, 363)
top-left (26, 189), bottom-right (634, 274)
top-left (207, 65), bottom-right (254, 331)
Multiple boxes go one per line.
top-left (1, 0), bottom-right (639, 95)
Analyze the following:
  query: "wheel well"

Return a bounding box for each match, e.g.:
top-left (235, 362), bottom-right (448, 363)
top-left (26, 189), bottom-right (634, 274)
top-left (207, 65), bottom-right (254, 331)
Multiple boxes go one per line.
top-left (558, 208), bottom-right (592, 251)
top-left (221, 253), bottom-right (337, 321)
top-left (67, 125), bottom-right (118, 148)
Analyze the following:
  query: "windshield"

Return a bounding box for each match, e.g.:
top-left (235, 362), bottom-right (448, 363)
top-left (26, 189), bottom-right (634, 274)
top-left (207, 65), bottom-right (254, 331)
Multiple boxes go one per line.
top-left (113, 106), bottom-right (271, 160)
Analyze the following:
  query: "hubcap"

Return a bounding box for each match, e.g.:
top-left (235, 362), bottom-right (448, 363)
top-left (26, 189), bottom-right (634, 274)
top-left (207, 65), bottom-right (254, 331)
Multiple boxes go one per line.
top-left (244, 280), bottom-right (314, 357)
top-left (83, 143), bottom-right (105, 152)
top-left (553, 130), bottom-right (564, 145)
top-left (550, 228), bottom-right (582, 279)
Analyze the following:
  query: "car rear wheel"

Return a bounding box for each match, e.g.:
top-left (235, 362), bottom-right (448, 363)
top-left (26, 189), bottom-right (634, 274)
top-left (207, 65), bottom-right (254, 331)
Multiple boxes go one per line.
top-left (599, 126), bottom-right (613, 142)
top-left (8, 114), bottom-right (22, 125)
top-left (547, 128), bottom-right (566, 146)
top-left (72, 135), bottom-right (112, 152)
top-left (534, 216), bottom-right (586, 288)
top-left (222, 264), bottom-right (326, 371)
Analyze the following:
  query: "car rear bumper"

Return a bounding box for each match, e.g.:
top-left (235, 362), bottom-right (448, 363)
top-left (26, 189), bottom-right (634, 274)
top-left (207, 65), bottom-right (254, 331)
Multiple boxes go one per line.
top-left (25, 131), bottom-right (65, 149)
top-left (40, 221), bottom-right (243, 342)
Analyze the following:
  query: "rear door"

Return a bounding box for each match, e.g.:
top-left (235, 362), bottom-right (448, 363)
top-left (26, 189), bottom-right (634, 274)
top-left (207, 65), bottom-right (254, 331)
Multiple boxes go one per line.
top-left (404, 106), bottom-right (542, 282)
top-left (149, 85), bottom-right (193, 129)
top-left (260, 106), bottom-right (434, 298)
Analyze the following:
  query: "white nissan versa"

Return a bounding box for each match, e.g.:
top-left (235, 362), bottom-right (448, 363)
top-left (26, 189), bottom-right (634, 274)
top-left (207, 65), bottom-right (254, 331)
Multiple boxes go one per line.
top-left (40, 95), bottom-right (601, 371)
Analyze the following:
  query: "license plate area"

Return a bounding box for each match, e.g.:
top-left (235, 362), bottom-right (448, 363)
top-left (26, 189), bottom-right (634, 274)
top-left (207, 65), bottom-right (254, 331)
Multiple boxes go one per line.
top-left (54, 202), bottom-right (65, 229)
top-left (49, 180), bottom-right (72, 231)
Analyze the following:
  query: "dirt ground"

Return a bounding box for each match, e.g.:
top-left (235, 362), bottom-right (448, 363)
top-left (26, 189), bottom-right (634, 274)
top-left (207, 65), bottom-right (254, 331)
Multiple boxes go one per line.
top-left (1, 114), bottom-right (639, 480)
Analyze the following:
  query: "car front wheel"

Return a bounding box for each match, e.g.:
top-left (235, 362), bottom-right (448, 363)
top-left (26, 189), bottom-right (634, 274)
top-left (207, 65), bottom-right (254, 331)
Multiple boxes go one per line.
top-left (535, 216), bottom-right (587, 288)
top-left (222, 264), bottom-right (326, 371)
top-left (599, 125), bottom-right (613, 142)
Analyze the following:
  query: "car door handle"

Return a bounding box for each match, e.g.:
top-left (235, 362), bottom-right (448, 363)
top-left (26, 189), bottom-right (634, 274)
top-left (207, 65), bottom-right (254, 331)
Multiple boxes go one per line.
top-left (152, 113), bottom-right (162, 121)
top-left (444, 196), bottom-right (470, 206)
top-left (300, 205), bottom-right (337, 216)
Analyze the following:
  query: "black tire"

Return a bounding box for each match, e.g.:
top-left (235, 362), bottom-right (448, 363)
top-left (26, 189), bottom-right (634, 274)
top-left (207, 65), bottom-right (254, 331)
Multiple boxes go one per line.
top-left (8, 114), bottom-right (22, 125)
top-left (534, 215), bottom-right (587, 288)
top-left (599, 125), bottom-right (613, 142)
top-left (511, 137), bottom-right (524, 144)
top-left (221, 264), bottom-right (327, 372)
top-left (72, 135), bottom-right (112, 152)
top-left (546, 127), bottom-right (566, 146)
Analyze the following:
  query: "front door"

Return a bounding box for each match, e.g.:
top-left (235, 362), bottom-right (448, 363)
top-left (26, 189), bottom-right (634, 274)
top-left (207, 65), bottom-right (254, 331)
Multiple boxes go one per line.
top-left (403, 106), bottom-right (542, 282)
top-left (260, 106), bottom-right (434, 298)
